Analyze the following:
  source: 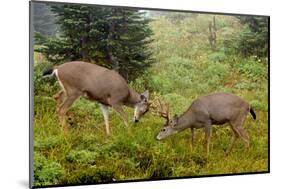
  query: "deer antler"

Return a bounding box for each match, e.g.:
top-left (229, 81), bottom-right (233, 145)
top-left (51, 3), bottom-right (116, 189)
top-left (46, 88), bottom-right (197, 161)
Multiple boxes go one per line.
top-left (150, 97), bottom-right (171, 125)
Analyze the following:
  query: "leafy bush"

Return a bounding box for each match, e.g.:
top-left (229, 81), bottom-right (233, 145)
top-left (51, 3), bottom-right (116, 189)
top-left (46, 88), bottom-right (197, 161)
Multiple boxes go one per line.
top-left (148, 56), bottom-right (195, 94)
top-left (34, 136), bottom-right (64, 150)
top-left (208, 52), bottom-right (226, 63)
top-left (34, 152), bottom-right (64, 186)
top-left (135, 150), bottom-right (154, 171)
top-left (66, 150), bottom-right (99, 164)
top-left (235, 81), bottom-right (259, 90)
top-left (62, 166), bottom-right (115, 184)
top-left (204, 62), bottom-right (229, 79)
top-left (104, 135), bottom-right (140, 158)
top-left (149, 158), bottom-right (174, 179)
top-left (250, 100), bottom-right (267, 111)
top-left (76, 135), bottom-right (101, 151)
top-left (163, 93), bottom-right (189, 113)
top-left (238, 60), bottom-right (267, 81)
top-left (34, 96), bottom-right (56, 115)
top-left (34, 62), bottom-right (59, 96)
top-left (202, 62), bottom-right (229, 90)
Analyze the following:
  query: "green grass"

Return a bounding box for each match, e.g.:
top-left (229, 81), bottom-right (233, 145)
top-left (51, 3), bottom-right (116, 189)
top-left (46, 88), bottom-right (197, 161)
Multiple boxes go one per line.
top-left (33, 14), bottom-right (268, 187)
top-left (33, 93), bottom-right (268, 186)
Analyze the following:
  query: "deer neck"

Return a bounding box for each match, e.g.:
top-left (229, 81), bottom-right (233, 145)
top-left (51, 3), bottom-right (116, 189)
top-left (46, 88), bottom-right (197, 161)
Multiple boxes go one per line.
top-left (126, 88), bottom-right (141, 107)
top-left (175, 113), bottom-right (193, 131)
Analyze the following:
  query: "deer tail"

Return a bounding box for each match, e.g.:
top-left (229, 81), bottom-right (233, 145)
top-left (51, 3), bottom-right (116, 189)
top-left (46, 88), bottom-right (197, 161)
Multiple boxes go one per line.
top-left (250, 107), bottom-right (256, 120)
top-left (42, 67), bottom-right (54, 78)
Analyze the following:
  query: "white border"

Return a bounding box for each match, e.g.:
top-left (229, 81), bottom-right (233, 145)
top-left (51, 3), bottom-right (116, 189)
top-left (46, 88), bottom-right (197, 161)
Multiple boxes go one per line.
top-left (1, 0), bottom-right (280, 189)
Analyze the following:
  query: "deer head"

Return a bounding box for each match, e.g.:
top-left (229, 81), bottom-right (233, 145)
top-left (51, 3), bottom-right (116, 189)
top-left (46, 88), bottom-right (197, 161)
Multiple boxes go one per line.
top-left (149, 97), bottom-right (182, 140)
top-left (156, 114), bottom-right (180, 140)
top-left (133, 90), bottom-right (150, 123)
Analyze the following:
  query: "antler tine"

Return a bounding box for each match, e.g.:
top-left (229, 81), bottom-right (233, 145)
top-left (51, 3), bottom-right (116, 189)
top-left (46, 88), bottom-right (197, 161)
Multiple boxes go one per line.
top-left (150, 98), bottom-right (160, 115)
top-left (167, 103), bottom-right (170, 120)
top-left (150, 97), bottom-right (170, 124)
top-left (159, 98), bottom-right (170, 118)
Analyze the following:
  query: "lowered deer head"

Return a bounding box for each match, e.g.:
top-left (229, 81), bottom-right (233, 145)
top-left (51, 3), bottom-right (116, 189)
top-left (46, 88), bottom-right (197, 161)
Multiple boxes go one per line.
top-left (156, 114), bottom-right (180, 140)
top-left (42, 61), bottom-right (150, 135)
top-left (133, 90), bottom-right (150, 122)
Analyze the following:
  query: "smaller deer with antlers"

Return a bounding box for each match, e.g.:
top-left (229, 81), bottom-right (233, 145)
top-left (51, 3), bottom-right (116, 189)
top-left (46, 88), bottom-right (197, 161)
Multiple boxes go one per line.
top-left (155, 92), bottom-right (256, 157)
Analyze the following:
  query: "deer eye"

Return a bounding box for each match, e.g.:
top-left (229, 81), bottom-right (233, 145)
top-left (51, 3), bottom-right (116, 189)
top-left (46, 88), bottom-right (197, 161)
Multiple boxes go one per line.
top-left (161, 128), bottom-right (166, 132)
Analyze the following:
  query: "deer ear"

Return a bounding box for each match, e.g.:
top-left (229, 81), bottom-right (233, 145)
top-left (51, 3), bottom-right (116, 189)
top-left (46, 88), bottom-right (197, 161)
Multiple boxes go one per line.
top-left (140, 90), bottom-right (149, 100)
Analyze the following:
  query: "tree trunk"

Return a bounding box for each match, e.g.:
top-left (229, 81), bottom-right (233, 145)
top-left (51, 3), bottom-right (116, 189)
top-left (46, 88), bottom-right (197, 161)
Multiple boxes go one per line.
top-left (81, 36), bottom-right (90, 62)
top-left (81, 15), bottom-right (91, 62)
top-left (106, 10), bottom-right (120, 72)
top-left (208, 16), bottom-right (217, 51)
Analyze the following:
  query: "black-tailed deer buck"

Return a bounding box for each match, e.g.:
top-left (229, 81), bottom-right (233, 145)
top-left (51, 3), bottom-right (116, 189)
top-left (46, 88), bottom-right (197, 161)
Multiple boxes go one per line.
top-left (155, 92), bottom-right (256, 157)
top-left (43, 61), bottom-right (150, 135)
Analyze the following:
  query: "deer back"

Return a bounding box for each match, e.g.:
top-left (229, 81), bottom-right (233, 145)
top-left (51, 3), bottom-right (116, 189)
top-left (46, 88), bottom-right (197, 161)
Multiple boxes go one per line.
top-left (56, 61), bottom-right (130, 105)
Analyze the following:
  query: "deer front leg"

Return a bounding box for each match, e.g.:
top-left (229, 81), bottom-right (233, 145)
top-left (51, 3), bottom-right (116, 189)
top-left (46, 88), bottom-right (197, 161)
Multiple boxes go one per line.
top-left (204, 126), bottom-right (212, 157)
top-left (112, 104), bottom-right (129, 128)
top-left (191, 127), bottom-right (195, 151)
top-left (99, 104), bottom-right (110, 136)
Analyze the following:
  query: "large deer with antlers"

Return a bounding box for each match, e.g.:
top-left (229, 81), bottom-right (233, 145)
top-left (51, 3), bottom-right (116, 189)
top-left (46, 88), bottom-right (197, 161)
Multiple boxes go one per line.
top-left (43, 61), bottom-right (150, 135)
top-left (154, 92), bottom-right (256, 157)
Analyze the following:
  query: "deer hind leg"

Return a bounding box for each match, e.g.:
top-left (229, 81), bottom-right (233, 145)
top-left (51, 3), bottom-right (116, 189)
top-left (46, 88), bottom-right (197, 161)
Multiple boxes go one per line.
top-left (226, 128), bottom-right (239, 155)
top-left (58, 93), bottom-right (80, 130)
top-left (236, 126), bottom-right (250, 151)
top-left (111, 104), bottom-right (129, 128)
top-left (54, 90), bottom-right (65, 112)
top-left (100, 104), bottom-right (110, 136)
top-left (230, 112), bottom-right (250, 153)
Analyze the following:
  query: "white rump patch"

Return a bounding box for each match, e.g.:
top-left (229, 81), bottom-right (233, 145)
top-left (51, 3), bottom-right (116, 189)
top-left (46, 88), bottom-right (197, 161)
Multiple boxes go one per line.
top-left (54, 69), bottom-right (66, 93)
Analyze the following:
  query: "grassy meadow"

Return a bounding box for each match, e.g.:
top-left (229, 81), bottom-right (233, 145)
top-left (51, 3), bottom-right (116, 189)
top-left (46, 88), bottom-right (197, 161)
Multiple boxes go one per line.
top-left (33, 14), bottom-right (268, 186)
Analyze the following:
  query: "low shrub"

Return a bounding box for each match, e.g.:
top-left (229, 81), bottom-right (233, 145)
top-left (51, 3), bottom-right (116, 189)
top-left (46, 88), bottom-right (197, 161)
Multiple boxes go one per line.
top-left (149, 159), bottom-right (174, 179)
top-left (250, 100), bottom-right (267, 111)
top-left (34, 152), bottom-right (64, 186)
top-left (66, 150), bottom-right (99, 164)
top-left (237, 59), bottom-right (267, 82)
top-left (62, 166), bottom-right (115, 184)
top-left (208, 52), bottom-right (226, 63)
top-left (34, 62), bottom-right (59, 96)
top-left (34, 136), bottom-right (64, 150)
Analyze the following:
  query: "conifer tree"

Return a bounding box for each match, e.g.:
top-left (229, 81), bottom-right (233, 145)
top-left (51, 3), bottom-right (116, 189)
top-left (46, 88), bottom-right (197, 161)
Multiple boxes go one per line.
top-left (236, 16), bottom-right (268, 57)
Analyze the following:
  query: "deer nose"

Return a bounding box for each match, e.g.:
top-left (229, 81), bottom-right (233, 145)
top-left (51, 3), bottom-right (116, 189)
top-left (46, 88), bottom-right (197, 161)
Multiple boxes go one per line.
top-left (134, 119), bottom-right (139, 123)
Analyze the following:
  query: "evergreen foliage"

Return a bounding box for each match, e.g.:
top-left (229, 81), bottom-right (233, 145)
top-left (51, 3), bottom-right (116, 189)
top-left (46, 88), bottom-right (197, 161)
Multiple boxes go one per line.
top-left (236, 16), bottom-right (268, 57)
